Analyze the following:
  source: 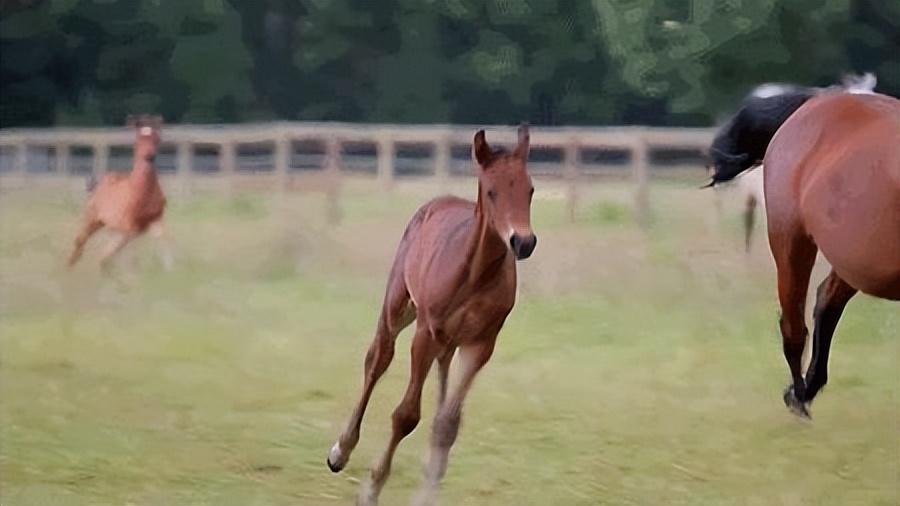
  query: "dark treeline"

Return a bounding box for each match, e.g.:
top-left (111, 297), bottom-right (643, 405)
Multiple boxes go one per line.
top-left (1, 0), bottom-right (898, 127)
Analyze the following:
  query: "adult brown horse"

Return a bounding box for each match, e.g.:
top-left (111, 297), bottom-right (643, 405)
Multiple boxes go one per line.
top-left (720, 92), bottom-right (899, 417)
top-left (327, 125), bottom-right (536, 505)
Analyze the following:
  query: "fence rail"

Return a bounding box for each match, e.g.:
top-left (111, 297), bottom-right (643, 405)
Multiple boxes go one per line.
top-left (0, 122), bottom-right (715, 223)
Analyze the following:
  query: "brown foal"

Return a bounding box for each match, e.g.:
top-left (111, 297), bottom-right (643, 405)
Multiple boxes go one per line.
top-left (67, 114), bottom-right (170, 272)
top-left (327, 124), bottom-right (537, 506)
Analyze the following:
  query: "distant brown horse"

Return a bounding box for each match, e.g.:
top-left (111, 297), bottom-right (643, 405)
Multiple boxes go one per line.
top-left (762, 93), bottom-right (899, 417)
top-left (67, 114), bottom-right (171, 271)
top-left (327, 125), bottom-right (536, 505)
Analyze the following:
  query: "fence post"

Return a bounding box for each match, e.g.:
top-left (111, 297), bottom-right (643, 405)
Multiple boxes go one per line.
top-left (13, 142), bottom-right (27, 173)
top-left (54, 143), bottom-right (69, 174)
top-left (377, 134), bottom-right (394, 189)
top-left (325, 137), bottom-right (342, 224)
top-left (93, 142), bottom-right (109, 176)
top-left (434, 134), bottom-right (451, 186)
top-left (220, 141), bottom-right (236, 194)
top-left (632, 132), bottom-right (649, 226)
top-left (176, 141), bottom-right (193, 197)
top-left (563, 139), bottom-right (580, 223)
top-left (13, 142), bottom-right (28, 188)
top-left (275, 134), bottom-right (290, 192)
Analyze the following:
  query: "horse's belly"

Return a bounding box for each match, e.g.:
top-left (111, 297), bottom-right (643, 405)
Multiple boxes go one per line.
top-left (805, 176), bottom-right (900, 299)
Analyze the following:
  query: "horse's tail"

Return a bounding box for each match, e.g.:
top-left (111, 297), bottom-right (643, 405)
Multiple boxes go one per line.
top-left (707, 90), bottom-right (816, 186)
top-left (841, 72), bottom-right (877, 94)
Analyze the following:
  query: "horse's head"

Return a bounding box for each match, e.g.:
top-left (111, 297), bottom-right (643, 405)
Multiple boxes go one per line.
top-left (127, 114), bottom-right (163, 161)
top-left (472, 123), bottom-right (537, 260)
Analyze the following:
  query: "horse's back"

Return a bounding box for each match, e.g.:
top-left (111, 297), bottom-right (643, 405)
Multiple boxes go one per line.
top-left (766, 92), bottom-right (900, 298)
top-left (392, 195), bottom-right (475, 273)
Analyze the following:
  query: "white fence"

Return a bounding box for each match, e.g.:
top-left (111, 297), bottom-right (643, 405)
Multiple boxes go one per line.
top-left (0, 122), bottom-right (715, 222)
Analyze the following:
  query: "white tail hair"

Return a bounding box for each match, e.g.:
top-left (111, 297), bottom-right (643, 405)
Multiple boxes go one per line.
top-left (841, 72), bottom-right (877, 94)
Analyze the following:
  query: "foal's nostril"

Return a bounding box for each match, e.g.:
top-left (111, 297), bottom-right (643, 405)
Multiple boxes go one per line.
top-left (509, 235), bottom-right (521, 252)
top-left (510, 233), bottom-right (536, 260)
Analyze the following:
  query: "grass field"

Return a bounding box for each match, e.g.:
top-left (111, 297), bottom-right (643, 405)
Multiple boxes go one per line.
top-left (1, 179), bottom-right (897, 506)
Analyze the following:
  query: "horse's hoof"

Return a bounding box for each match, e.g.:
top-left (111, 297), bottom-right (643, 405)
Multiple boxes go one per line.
top-left (782, 385), bottom-right (811, 419)
top-left (327, 442), bottom-right (346, 473)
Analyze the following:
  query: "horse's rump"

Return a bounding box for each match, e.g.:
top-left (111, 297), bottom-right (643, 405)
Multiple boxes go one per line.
top-left (766, 92), bottom-right (900, 298)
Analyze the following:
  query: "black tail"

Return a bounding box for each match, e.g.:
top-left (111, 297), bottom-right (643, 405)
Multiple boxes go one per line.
top-left (706, 90), bottom-right (816, 185)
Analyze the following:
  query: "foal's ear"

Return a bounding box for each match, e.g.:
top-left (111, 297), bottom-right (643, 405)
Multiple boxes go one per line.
top-left (473, 129), bottom-right (493, 167)
top-left (513, 122), bottom-right (530, 160)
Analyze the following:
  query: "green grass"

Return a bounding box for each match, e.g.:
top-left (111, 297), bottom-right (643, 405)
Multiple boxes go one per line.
top-left (1, 180), bottom-right (897, 506)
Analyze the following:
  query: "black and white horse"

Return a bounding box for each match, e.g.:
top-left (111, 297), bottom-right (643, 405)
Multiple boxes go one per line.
top-left (707, 73), bottom-right (877, 252)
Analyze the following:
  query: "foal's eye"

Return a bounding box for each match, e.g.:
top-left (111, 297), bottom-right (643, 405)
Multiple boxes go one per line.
top-left (487, 189), bottom-right (497, 201)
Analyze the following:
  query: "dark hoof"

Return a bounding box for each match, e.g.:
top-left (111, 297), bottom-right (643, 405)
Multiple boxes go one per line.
top-left (327, 456), bottom-right (343, 473)
top-left (783, 385), bottom-right (811, 419)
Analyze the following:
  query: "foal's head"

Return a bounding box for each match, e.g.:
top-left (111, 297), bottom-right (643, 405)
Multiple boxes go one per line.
top-left (127, 114), bottom-right (163, 162)
top-left (473, 124), bottom-right (537, 260)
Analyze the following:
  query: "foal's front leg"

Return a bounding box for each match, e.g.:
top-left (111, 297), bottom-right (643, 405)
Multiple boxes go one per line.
top-left (435, 346), bottom-right (456, 408)
top-left (412, 336), bottom-right (496, 506)
top-left (359, 324), bottom-right (437, 506)
top-left (148, 221), bottom-right (174, 271)
top-left (99, 231), bottom-right (135, 274)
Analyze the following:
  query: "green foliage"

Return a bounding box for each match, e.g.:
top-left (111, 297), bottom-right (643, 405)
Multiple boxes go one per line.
top-left (1, 0), bottom-right (897, 127)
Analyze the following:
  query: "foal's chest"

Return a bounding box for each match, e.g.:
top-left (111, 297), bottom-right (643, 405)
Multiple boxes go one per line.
top-left (436, 276), bottom-right (516, 344)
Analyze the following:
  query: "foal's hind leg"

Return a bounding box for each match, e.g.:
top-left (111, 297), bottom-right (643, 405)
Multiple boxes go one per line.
top-left (772, 233), bottom-right (817, 417)
top-left (803, 270), bottom-right (856, 404)
top-left (327, 279), bottom-right (415, 473)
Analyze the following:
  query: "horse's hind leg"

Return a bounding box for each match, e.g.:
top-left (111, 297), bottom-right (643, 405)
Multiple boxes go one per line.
top-left (327, 277), bottom-right (415, 473)
top-left (803, 270), bottom-right (856, 404)
top-left (67, 217), bottom-right (102, 268)
top-left (360, 323), bottom-right (437, 506)
top-left (772, 232), bottom-right (817, 417)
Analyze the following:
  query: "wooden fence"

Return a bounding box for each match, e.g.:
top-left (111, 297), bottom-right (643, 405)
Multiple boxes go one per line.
top-left (0, 122), bottom-right (715, 223)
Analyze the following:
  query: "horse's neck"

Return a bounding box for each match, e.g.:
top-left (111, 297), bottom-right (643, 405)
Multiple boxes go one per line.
top-left (466, 189), bottom-right (510, 283)
top-left (130, 159), bottom-right (159, 188)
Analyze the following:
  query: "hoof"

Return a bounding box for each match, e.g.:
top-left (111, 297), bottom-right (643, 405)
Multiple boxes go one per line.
top-left (783, 385), bottom-right (811, 419)
top-left (327, 442), bottom-right (346, 473)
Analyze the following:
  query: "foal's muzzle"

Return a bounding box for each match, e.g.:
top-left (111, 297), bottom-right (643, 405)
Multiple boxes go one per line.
top-left (510, 233), bottom-right (537, 260)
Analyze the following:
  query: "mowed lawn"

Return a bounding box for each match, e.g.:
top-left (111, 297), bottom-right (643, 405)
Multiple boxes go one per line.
top-left (1, 179), bottom-right (897, 506)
